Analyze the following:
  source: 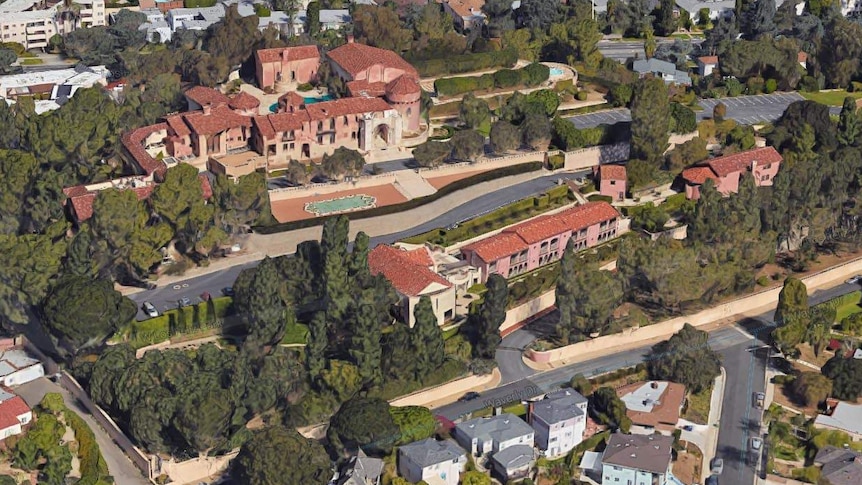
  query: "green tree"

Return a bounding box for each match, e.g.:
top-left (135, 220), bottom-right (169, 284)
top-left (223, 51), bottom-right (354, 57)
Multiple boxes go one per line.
top-left (306, 311), bottom-right (328, 385)
top-left (713, 102), bottom-right (727, 122)
top-left (569, 373), bottom-right (592, 396)
top-left (382, 322), bottom-right (416, 381)
top-left (203, 5), bottom-right (259, 67)
top-left (349, 288), bottom-right (383, 385)
top-left (389, 406), bottom-right (436, 445)
top-left (665, 137), bottom-right (708, 172)
top-left (412, 296), bottom-right (445, 377)
top-left (818, 17), bottom-right (862, 88)
top-left (517, 0), bottom-right (560, 30)
top-left (630, 77), bottom-right (670, 165)
top-left (837, 96), bottom-right (861, 147)
top-left (320, 359), bottom-right (363, 401)
top-left (412, 140), bottom-right (451, 168)
top-left (322, 215), bottom-right (351, 337)
top-left (556, 241), bottom-right (624, 339)
top-left (489, 121), bottom-right (521, 154)
top-left (328, 397), bottom-right (401, 456)
top-left (461, 471), bottom-right (492, 485)
top-left (211, 171), bottom-right (272, 234)
top-left (669, 103), bottom-right (697, 134)
top-left (655, 0), bottom-right (678, 36)
top-left (793, 371), bottom-right (832, 406)
top-left (471, 274), bottom-right (507, 358)
top-left (521, 113), bottom-right (552, 151)
top-left (590, 387), bottom-right (632, 432)
top-left (747, 0), bottom-right (776, 39)
top-left (352, 5), bottom-right (411, 51)
top-left (459, 93), bottom-right (491, 130)
top-left (285, 159), bottom-right (309, 185)
top-left (822, 355), bottom-right (862, 400)
top-left (646, 323), bottom-right (721, 393)
top-left (41, 276), bottom-right (136, 354)
top-left (526, 89), bottom-right (560, 116)
top-left (233, 426), bottom-right (330, 485)
top-left (775, 277), bottom-right (808, 325)
top-left (320, 147), bottom-right (365, 180)
top-left (236, 257), bottom-right (287, 354)
top-left (450, 130), bottom-right (485, 162)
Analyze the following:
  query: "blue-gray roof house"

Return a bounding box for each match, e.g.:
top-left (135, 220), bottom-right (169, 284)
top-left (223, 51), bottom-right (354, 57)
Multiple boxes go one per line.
top-left (632, 58), bottom-right (692, 86)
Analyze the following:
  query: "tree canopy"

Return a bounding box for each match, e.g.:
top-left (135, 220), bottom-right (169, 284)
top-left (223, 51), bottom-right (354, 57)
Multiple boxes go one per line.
top-left (232, 426), bottom-right (331, 485)
top-left (646, 323), bottom-right (721, 393)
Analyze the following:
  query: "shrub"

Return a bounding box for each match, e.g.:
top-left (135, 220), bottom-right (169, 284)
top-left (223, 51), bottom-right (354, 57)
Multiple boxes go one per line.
top-left (130, 315), bottom-right (171, 346)
top-left (588, 194), bottom-right (613, 203)
top-left (576, 91), bottom-right (588, 101)
top-left (756, 276), bottom-right (771, 286)
top-left (608, 84), bottom-right (633, 107)
top-left (253, 3), bottom-right (271, 16)
top-left (64, 409), bottom-right (110, 485)
top-left (522, 62), bottom-right (550, 86)
top-left (296, 83), bottom-right (314, 92)
top-left (554, 78), bottom-right (574, 93)
top-left (548, 154), bottom-right (565, 170)
top-left (493, 69), bottom-right (521, 88)
top-left (411, 49), bottom-right (518, 77)
top-left (849, 81), bottom-right (862, 92)
top-left (765, 78), bottom-right (778, 94)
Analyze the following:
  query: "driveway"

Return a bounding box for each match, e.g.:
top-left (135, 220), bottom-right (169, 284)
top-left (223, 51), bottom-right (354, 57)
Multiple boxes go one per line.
top-left (15, 378), bottom-right (150, 485)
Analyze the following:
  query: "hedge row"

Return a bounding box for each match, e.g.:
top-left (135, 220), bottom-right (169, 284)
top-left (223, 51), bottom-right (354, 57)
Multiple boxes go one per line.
top-left (552, 117), bottom-right (631, 151)
top-left (128, 296), bottom-right (235, 348)
top-left (434, 63), bottom-right (551, 97)
top-left (254, 161), bottom-right (544, 234)
top-left (816, 290), bottom-right (862, 313)
top-left (64, 409), bottom-right (111, 485)
top-left (410, 49), bottom-right (519, 78)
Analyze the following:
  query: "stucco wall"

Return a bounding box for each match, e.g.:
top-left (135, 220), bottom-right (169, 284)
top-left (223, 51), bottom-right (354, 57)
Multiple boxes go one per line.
top-left (388, 369), bottom-right (501, 409)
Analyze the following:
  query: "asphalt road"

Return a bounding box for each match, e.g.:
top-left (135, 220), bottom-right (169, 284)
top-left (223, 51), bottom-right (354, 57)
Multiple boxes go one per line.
top-left (597, 39), bottom-right (703, 63)
top-left (565, 92), bottom-right (836, 130)
top-left (129, 170), bottom-right (590, 318)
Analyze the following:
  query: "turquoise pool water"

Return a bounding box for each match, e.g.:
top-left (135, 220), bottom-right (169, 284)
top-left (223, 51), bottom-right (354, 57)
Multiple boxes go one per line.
top-left (305, 194), bottom-right (376, 215)
top-left (550, 67), bottom-right (565, 76)
top-left (269, 94), bottom-right (336, 113)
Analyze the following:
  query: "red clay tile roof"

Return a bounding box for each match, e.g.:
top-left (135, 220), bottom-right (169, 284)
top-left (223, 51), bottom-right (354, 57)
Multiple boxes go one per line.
top-left (256, 45), bottom-right (320, 64)
top-left (278, 91), bottom-right (306, 108)
top-left (267, 110), bottom-right (310, 132)
top-left (165, 114), bottom-right (191, 137)
top-left (386, 75), bottom-right (420, 95)
top-left (182, 105), bottom-right (253, 136)
top-left (106, 78), bottom-right (127, 90)
top-left (68, 176), bottom-right (211, 222)
top-left (707, 147), bottom-right (782, 177)
top-left (229, 91), bottom-right (261, 110)
top-left (681, 166), bottom-right (716, 185)
top-left (121, 123), bottom-right (169, 177)
top-left (69, 193), bottom-right (96, 222)
top-left (599, 164), bottom-right (626, 181)
top-left (304, 97), bottom-right (392, 121)
top-left (327, 42), bottom-right (418, 79)
top-left (62, 185), bottom-right (89, 197)
top-left (368, 245), bottom-right (451, 297)
top-left (445, 0), bottom-right (487, 19)
top-left (463, 202), bottom-right (620, 262)
top-left (698, 56), bottom-right (719, 64)
top-left (198, 174), bottom-right (213, 199)
top-left (0, 395), bottom-right (30, 430)
top-left (184, 86), bottom-right (231, 107)
top-left (347, 79), bottom-right (388, 97)
top-left (253, 116), bottom-right (276, 138)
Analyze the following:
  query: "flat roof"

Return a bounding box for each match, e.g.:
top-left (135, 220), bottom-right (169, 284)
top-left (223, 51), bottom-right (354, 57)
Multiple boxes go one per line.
top-left (0, 66), bottom-right (109, 91)
top-left (620, 381), bottom-right (668, 413)
top-left (815, 402), bottom-right (862, 436)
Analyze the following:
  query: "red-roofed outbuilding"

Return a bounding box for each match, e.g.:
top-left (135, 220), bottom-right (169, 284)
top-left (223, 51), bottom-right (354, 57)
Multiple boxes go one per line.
top-left (680, 146), bottom-right (783, 199)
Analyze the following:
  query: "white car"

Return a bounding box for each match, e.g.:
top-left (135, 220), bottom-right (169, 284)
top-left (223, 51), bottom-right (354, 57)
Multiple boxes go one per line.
top-left (751, 437), bottom-right (763, 451)
top-left (846, 275), bottom-right (862, 285)
top-left (143, 302), bottom-right (159, 318)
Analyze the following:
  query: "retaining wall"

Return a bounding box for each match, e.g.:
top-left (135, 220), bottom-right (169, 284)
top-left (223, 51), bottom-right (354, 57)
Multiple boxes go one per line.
top-left (157, 451), bottom-right (239, 485)
top-left (388, 369), bottom-right (500, 409)
top-left (418, 151), bottom-right (547, 178)
top-left (563, 143), bottom-right (630, 171)
top-left (269, 172), bottom-right (397, 201)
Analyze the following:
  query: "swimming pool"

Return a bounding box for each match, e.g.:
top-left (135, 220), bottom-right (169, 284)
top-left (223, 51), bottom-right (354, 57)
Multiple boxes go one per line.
top-left (305, 194), bottom-right (376, 216)
top-left (550, 67), bottom-right (565, 76)
top-left (269, 94), bottom-right (336, 113)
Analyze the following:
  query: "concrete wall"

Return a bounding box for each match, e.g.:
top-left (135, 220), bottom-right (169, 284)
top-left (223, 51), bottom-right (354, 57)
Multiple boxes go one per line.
top-left (159, 451), bottom-right (239, 485)
top-left (418, 151), bottom-right (547, 178)
top-left (526, 255), bottom-right (862, 367)
top-left (388, 370), bottom-right (500, 408)
top-left (563, 143), bottom-right (630, 171)
top-left (500, 290), bottom-right (557, 337)
top-left (269, 172), bottom-right (397, 201)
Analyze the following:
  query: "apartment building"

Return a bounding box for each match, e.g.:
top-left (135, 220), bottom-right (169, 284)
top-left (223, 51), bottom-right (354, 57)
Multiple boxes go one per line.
top-left (0, 0), bottom-right (105, 50)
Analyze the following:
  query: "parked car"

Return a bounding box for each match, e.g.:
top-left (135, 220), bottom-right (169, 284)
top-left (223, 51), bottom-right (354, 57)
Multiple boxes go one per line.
top-left (846, 275), bottom-right (862, 285)
top-left (710, 458), bottom-right (724, 475)
top-left (750, 437), bottom-right (763, 451)
top-left (222, 287), bottom-right (235, 297)
top-left (682, 424), bottom-right (694, 431)
top-left (178, 297), bottom-right (192, 308)
top-left (200, 292), bottom-right (211, 301)
top-left (458, 392), bottom-right (481, 402)
top-left (755, 392), bottom-right (766, 409)
top-left (143, 302), bottom-right (159, 318)
top-left (706, 475), bottom-right (719, 485)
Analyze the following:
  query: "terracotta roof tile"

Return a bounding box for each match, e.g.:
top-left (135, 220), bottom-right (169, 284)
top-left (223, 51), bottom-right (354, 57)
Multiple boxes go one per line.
top-left (0, 395), bottom-right (30, 430)
top-left (121, 123), bottom-right (169, 177)
top-left (707, 146), bottom-right (782, 177)
top-left (798, 51), bottom-right (808, 62)
top-left (229, 91), bottom-right (261, 110)
top-left (347, 79), bottom-right (388, 97)
top-left (462, 202), bottom-right (620, 262)
top-left (198, 173), bottom-right (213, 199)
top-left (62, 185), bottom-right (89, 197)
top-left (368, 245), bottom-right (451, 297)
top-left (599, 164), bottom-right (626, 181)
top-left (681, 166), bottom-right (716, 185)
top-left (69, 193), bottom-right (96, 222)
top-left (66, 175), bottom-right (210, 222)
top-left (266, 110), bottom-right (310, 132)
top-left (698, 56), bottom-right (719, 64)
top-left (279, 91), bottom-right (306, 108)
top-left (253, 116), bottom-right (276, 138)
top-left (165, 114), bottom-right (191, 137)
top-left (304, 97), bottom-right (392, 121)
top-left (445, 0), bottom-right (486, 19)
top-left (182, 105), bottom-right (252, 136)
top-left (386, 74), bottom-right (420, 95)
top-left (256, 45), bottom-right (319, 64)
top-left (327, 42), bottom-right (417, 79)
top-left (184, 86), bottom-right (231, 107)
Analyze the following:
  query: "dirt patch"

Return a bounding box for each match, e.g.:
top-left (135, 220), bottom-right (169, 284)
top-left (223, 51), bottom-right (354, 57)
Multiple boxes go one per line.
top-left (773, 382), bottom-right (817, 417)
top-left (270, 184), bottom-right (408, 223)
top-left (424, 169), bottom-right (491, 190)
top-left (673, 442), bottom-right (703, 485)
top-left (796, 343), bottom-right (834, 368)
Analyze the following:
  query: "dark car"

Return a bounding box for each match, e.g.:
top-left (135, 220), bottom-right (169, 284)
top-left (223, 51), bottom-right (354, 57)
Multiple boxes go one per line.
top-left (706, 475), bottom-right (719, 485)
top-left (222, 287), bottom-right (235, 297)
top-left (458, 392), bottom-right (481, 402)
top-left (178, 297), bottom-right (192, 307)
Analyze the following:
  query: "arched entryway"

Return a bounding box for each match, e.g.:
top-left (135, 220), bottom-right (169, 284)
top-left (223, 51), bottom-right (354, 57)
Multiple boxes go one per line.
top-left (374, 124), bottom-right (391, 148)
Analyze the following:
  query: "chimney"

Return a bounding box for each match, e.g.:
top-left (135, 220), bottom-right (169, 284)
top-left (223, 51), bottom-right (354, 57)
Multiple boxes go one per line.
top-left (203, 103), bottom-right (212, 115)
top-left (751, 159), bottom-right (758, 172)
top-left (347, 34), bottom-right (355, 44)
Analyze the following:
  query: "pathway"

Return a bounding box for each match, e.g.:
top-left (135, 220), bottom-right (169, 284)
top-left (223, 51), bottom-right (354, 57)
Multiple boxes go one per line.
top-left (393, 169), bottom-right (438, 198)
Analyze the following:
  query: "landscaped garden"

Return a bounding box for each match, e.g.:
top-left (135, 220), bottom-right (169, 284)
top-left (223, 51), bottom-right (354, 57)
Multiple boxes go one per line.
top-left (800, 89), bottom-right (862, 107)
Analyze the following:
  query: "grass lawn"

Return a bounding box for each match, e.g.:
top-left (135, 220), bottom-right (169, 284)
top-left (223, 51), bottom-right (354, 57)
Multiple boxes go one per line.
top-left (682, 385), bottom-right (712, 425)
top-left (835, 290), bottom-right (862, 322)
top-left (19, 58), bottom-right (43, 65)
top-left (800, 90), bottom-right (862, 106)
top-left (280, 322), bottom-right (309, 345)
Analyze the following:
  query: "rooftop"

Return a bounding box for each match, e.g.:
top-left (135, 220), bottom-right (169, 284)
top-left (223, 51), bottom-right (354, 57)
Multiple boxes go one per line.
top-left (399, 438), bottom-right (465, 468)
top-left (121, 123), bottom-right (170, 176)
top-left (815, 401), bottom-right (862, 436)
top-left (455, 413), bottom-right (534, 444)
top-left (368, 245), bottom-right (451, 297)
top-left (601, 433), bottom-right (674, 475)
top-left (814, 446), bottom-right (862, 485)
top-left (531, 389), bottom-right (587, 425)
top-left (319, 8), bottom-right (350, 23)
top-left (681, 146), bottom-right (783, 185)
top-left (256, 45), bottom-right (320, 64)
top-left (184, 86), bottom-right (231, 107)
top-left (0, 395), bottom-right (30, 430)
top-left (617, 381), bottom-right (686, 429)
top-left (0, 66), bottom-right (110, 92)
top-left (327, 41), bottom-right (418, 79)
top-left (0, 350), bottom-right (41, 378)
top-left (698, 56), bottom-right (719, 64)
top-left (491, 444), bottom-right (535, 469)
top-left (228, 91), bottom-right (261, 110)
top-left (445, 0), bottom-right (487, 19)
top-left (598, 164), bottom-right (626, 181)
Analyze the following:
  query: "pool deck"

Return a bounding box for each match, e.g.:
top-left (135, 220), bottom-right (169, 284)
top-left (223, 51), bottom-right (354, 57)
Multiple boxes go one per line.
top-left (270, 184), bottom-right (408, 223)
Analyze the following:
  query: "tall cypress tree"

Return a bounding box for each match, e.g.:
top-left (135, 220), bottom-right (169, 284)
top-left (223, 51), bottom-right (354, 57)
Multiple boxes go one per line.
top-left (555, 240), bottom-right (580, 344)
top-left (238, 257), bottom-right (286, 355)
top-left (305, 311), bottom-right (328, 386)
top-left (349, 231), bottom-right (371, 280)
top-left (321, 216), bottom-right (351, 337)
top-left (630, 77), bottom-right (670, 166)
top-left (472, 274), bottom-right (507, 359)
top-left (746, 0), bottom-right (776, 39)
top-left (349, 288), bottom-right (382, 385)
top-left (412, 297), bottom-right (445, 377)
top-left (838, 96), bottom-right (861, 147)
top-left (775, 277), bottom-right (809, 325)
top-left (655, 0), bottom-right (677, 36)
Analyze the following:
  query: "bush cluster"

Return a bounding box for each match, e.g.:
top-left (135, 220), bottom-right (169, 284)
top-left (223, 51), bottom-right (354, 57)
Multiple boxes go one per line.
top-left (434, 62), bottom-right (551, 97)
top-left (552, 118), bottom-right (630, 151)
top-left (128, 296), bottom-right (235, 348)
top-left (413, 49), bottom-right (518, 78)
top-left (64, 409), bottom-right (110, 485)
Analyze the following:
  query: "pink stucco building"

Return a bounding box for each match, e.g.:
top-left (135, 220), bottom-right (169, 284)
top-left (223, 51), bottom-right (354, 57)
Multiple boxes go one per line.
top-left (461, 202), bottom-right (622, 282)
top-left (255, 45), bottom-right (321, 90)
top-left (681, 146), bottom-right (783, 200)
top-left (595, 164), bottom-right (627, 201)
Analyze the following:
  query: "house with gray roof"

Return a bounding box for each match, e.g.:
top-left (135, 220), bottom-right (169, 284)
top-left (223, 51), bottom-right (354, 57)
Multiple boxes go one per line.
top-left (398, 438), bottom-right (467, 485)
top-left (600, 433), bottom-right (674, 485)
top-left (815, 401), bottom-right (862, 440)
top-left (338, 449), bottom-right (384, 485)
top-left (453, 413), bottom-right (535, 457)
top-left (491, 444), bottom-right (536, 482)
top-left (814, 446), bottom-right (862, 485)
top-left (632, 58), bottom-right (692, 86)
top-left (320, 9), bottom-right (351, 30)
top-left (0, 350), bottom-right (44, 387)
top-left (530, 389), bottom-right (588, 458)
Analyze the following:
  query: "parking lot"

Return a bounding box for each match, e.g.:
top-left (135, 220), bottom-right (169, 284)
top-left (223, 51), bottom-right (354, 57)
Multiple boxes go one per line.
top-left (565, 92), bottom-right (813, 130)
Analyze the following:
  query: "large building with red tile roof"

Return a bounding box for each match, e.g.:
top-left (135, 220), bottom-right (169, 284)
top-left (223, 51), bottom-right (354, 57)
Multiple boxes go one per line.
top-left (0, 389), bottom-right (31, 441)
top-left (255, 45), bottom-right (321, 90)
top-left (461, 202), bottom-right (623, 282)
top-left (680, 146), bottom-right (783, 200)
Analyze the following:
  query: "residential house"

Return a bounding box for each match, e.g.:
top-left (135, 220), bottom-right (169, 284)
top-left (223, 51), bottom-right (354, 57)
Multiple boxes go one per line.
top-left (529, 389), bottom-right (588, 458)
top-left (674, 0), bottom-right (798, 20)
top-left (0, 65), bottom-right (111, 113)
top-left (255, 45), bottom-right (321, 89)
top-left (814, 401), bottom-right (862, 440)
top-left (0, 389), bottom-right (32, 440)
top-left (841, 0), bottom-right (862, 16)
top-left (680, 146), bottom-right (783, 200)
top-left (0, 350), bottom-right (44, 387)
top-left (453, 413), bottom-right (535, 457)
top-left (398, 438), bottom-right (467, 485)
top-left (166, 5), bottom-right (226, 31)
top-left (138, 8), bottom-right (173, 43)
top-left (617, 381), bottom-right (686, 434)
top-left (595, 164), bottom-right (626, 201)
top-left (320, 9), bottom-right (351, 30)
top-left (443, 0), bottom-right (486, 31)
top-left (368, 243), bottom-right (479, 327)
top-left (600, 433), bottom-right (674, 485)
top-left (461, 201), bottom-right (623, 283)
top-left (697, 56), bottom-right (719, 77)
top-left (0, 0), bottom-right (105, 50)
top-left (338, 449), bottom-right (384, 485)
top-left (814, 446), bottom-right (862, 485)
top-left (490, 445), bottom-right (536, 482)
top-left (632, 58), bottom-right (692, 86)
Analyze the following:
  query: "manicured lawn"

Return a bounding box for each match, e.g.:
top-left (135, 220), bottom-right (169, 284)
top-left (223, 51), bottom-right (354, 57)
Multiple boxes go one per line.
top-left (19, 58), bottom-right (43, 65)
top-left (800, 90), bottom-right (862, 106)
top-left (835, 290), bottom-right (862, 322)
top-left (281, 322), bottom-right (309, 345)
top-left (682, 385), bottom-right (712, 425)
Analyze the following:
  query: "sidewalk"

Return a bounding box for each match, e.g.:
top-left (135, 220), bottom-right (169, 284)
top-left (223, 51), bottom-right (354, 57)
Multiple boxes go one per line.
top-left (702, 368), bottom-right (726, 483)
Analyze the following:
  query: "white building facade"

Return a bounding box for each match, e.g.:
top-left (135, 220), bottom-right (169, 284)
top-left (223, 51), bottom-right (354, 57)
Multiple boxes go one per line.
top-left (0, 0), bottom-right (105, 50)
top-left (398, 438), bottom-right (467, 485)
top-left (530, 390), bottom-right (588, 458)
